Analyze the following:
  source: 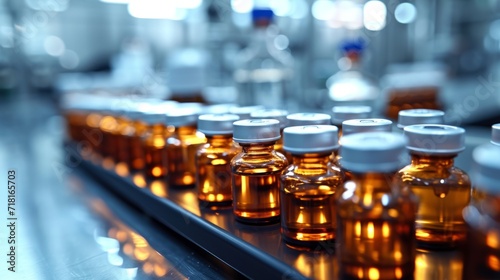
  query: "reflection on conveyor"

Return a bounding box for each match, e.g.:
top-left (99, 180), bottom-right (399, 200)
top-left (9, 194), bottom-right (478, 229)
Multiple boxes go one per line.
top-left (89, 199), bottom-right (186, 279)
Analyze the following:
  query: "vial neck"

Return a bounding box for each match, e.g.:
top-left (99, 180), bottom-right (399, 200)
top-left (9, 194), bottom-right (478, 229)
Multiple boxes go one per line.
top-left (240, 142), bottom-right (276, 154)
top-left (206, 135), bottom-right (233, 146)
top-left (148, 123), bottom-right (165, 135)
top-left (410, 153), bottom-right (456, 169)
top-left (292, 153), bottom-right (332, 167)
top-left (350, 172), bottom-right (396, 194)
top-left (175, 125), bottom-right (198, 136)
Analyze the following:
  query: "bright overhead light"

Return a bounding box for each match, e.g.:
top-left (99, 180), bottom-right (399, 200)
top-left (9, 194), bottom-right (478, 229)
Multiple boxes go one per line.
top-left (395, 3), bottom-right (417, 24)
top-left (363, 0), bottom-right (387, 31)
top-left (128, 0), bottom-right (187, 20)
top-left (100, 0), bottom-right (129, 4)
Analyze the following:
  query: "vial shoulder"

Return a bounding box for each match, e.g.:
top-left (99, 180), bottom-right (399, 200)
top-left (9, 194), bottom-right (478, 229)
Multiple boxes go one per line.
top-left (398, 166), bottom-right (471, 185)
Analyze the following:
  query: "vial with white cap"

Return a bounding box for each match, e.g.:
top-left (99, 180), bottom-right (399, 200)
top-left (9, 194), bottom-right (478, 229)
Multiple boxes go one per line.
top-left (462, 144), bottom-right (500, 279)
top-left (228, 105), bottom-right (265, 120)
top-left (196, 114), bottom-right (240, 206)
top-left (398, 124), bottom-right (470, 249)
top-left (231, 119), bottom-right (288, 224)
top-left (165, 110), bottom-right (206, 187)
top-left (337, 132), bottom-right (417, 280)
top-left (491, 123), bottom-right (500, 146)
top-left (342, 118), bottom-right (393, 136)
top-left (143, 112), bottom-right (170, 179)
top-left (280, 125), bottom-right (343, 246)
top-left (397, 109), bottom-right (445, 129)
top-left (286, 113), bottom-right (332, 126)
top-left (332, 106), bottom-right (372, 136)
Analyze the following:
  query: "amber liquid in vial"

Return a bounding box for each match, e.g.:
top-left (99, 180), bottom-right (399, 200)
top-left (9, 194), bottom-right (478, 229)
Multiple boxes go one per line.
top-left (144, 124), bottom-right (169, 178)
top-left (337, 173), bottom-right (417, 280)
top-left (125, 120), bottom-right (147, 171)
top-left (115, 116), bottom-right (131, 166)
top-left (281, 154), bottom-right (343, 246)
top-left (197, 136), bottom-right (239, 206)
top-left (166, 126), bottom-right (206, 187)
top-left (399, 155), bottom-right (470, 248)
top-left (231, 143), bottom-right (287, 224)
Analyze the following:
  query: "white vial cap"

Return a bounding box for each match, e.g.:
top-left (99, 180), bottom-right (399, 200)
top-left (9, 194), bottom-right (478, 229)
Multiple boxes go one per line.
top-left (197, 114), bottom-right (240, 135)
top-left (342, 119), bottom-right (393, 136)
top-left (492, 123), bottom-right (500, 146)
top-left (203, 104), bottom-right (237, 114)
top-left (233, 119), bottom-right (281, 143)
top-left (332, 106), bottom-right (372, 125)
top-left (166, 109), bottom-right (199, 127)
top-left (404, 124), bottom-right (465, 155)
top-left (283, 125), bottom-right (339, 154)
top-left (340, 132), bottom-right (407, 172)
top-left (142, 112), bottom-right (167, 125)
top-left (472, 144), bottom-right (500, 194)
top-left (397, 109), bottom-right (445, 129)
top-left (229, 105), bottom-right (265, 120)
top-left (250, 109), bottom-right (289, 129)
top-left (286, 113), bottom-right (332, 126)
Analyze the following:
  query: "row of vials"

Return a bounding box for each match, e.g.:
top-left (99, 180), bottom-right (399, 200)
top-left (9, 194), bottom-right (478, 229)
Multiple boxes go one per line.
top-left (62, 94), bottom-right (500, 279)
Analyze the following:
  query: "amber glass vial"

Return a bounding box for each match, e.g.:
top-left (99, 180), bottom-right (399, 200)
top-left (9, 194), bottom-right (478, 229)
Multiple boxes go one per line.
top-left (228, 105), bottom-right (265, 120)
top-left (331, 106), bottom-right (371, 137)
top-left (231, 119), bottom-right (288, 224)
top-left (462, 144), bottom-right (500, 279)
top-left (143, 112), bottom-right (170, 178)
top-left (280, 125), bottom-right (343, 247)
top-left (398, 124), bottom-right (470, 249)
top-left (124, 110), bottom-right (147, 172)
top-left (397, 109), bottom-right (445, 130)
top-left (165, 110), bottom-right (206, 187)
top-left (99, 109), bottom-right (119, 161)
top-left (196, 114), bottom-right (240, 206)
top-left (337, 132), bottom-right (417, 280)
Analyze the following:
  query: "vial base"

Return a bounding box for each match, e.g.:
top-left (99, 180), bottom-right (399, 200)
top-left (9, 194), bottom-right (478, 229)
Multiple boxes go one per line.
top-left (412, 184), bottom-right (469, 248)
top-left (281, 186), bottom-right (336, 245)
top-left (144, 146), bottom-right (167, 178)
top-left (338, 218), bottom-right (415, 280)
top-left (197, 163), bottom-right (233, 206)
top-left (232, 173), bottom-right (281, 225)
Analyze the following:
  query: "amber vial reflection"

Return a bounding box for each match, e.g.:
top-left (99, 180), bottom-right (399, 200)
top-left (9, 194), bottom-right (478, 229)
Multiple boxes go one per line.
top-left (144, 123), bottom-right (169, 178)
top-left (399, 154), bottom-right (470, 248)
top-left (337, 173), bottom-right (417, 280)
top-left (196, 135), bottom-right (239, 206)
top-left (231, 142), bottom-right (287, 224)
top-left (281, 153), bottom-right (343, 246)
top-left (166, 125), bottom-right (206, 187)
top-left (462, 191), bottom-right (500, 279)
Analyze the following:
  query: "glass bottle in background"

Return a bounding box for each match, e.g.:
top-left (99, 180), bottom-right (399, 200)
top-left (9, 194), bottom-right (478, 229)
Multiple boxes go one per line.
top-left (397, 109), bottom-right (445, 130)
top-left (250, 109), bottom-right (289, 159)
top-left (281, 125), bottom-right (343, 247)
top-left (231, 119), bottom-right (288, 224)
top-left (462, 144), bottom-right (500, 279)
top-left (233, 8), bottom-right (294, 109)
top-left (143, 112), bottom-right (170, 179)
top-left (326, 39), bottom-right (378, 109)
top-left (99, 108), bottom-right (119, 167)
top-left (286, 113), bottom-right (331, 127)
top-left (398, 124), bottom-right (470, 249)
top-left (165, 110), bottom-right (206, 187)
top-left (126, 109), bottom-right (148, 172)
top-left (492, 123), bottom-right (500, 146)
top-left (331, 106), bottom-right (372, 137)
top-left (337, 132), bottom-right (417, 280)
top-left (196, 114), bottom-right (240, 207)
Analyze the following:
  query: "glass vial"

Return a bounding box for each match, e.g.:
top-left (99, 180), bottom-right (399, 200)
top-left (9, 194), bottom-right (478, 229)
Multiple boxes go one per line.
top-left (462, 144), bottom-right (500, 279)
top-left (124, 110), bottom-right (148, 172)
top-left (286, 113), bottom-right (331, 127)
top-left (280, 125), bottom-right (343, 247)
top-left (398, 124), bottom-right (470, 249)
top-left (342, 118), bottom-right (393, 136)
top-left (196, 114), bottom-right (240, 206)
top-left (492, 123), bottom-right (500, 146)
top-left (331, 105), bottom-right (372, 137)
top-left (165, 110), bottom-right (206, 187)
top-left (397, 109), bottom-right (445, 130)
top-left (228, 105), bottom-right (265, 120)
top-left (143, 112), bottom-right (170, 178)
top-left (337, 132), bottom-right (417, 280)
top-left (231, 119), bottom-right (288, 224)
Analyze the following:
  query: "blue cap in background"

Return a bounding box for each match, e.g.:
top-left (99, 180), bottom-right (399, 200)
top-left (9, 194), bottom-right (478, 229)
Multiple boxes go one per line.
top-left (252, 8), bottom-right (274, 23)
